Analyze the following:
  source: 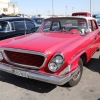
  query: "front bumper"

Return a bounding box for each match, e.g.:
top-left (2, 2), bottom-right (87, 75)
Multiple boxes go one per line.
top-left (0, 63), bottom-right (78, 85)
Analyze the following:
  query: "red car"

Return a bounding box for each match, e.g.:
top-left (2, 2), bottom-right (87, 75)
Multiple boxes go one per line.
top-left (0, 16), bottom-right (99, 87)
top-left (72, 12), bottom-right (91, 17)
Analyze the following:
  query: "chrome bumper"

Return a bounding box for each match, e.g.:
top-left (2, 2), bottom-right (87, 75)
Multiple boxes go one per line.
top-left (0, 63), bottom-right (78, 85)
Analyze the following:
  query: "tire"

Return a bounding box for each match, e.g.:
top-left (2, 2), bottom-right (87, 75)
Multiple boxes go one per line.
top-left (97, 47), bottom-right (100, 51)
top-left (66, 58), bottom-right (83, 87)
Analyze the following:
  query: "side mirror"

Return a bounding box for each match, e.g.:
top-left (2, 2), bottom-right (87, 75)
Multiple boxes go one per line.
top-left (84, 29), bottom-right (91, 34)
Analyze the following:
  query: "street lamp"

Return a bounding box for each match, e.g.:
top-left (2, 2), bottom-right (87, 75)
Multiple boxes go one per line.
top-left (72, 7), bottom-right (74, 13)
top-left (90, 0), bottom-right (91, 16)
top-left (36, 10), bottom-right (38, 15)
top-left (65, 6), bottom-right (67, 16)
top-left (48, 10), bottom-right (50, 15)
top-left (52, 0), bottom-right (54, 15)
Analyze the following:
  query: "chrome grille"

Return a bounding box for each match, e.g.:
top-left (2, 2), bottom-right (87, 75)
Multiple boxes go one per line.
top-left (2, 48), bottom-right (46, 69)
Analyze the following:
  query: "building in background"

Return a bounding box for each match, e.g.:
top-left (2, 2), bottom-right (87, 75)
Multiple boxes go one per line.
top-left (8, 2), bottom-right (18, 14)
top-left (0, 0), bottom-right (18, 14)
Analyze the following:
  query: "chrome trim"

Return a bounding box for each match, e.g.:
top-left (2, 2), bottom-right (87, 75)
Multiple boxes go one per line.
top-left (71, 35), bottom-right (98, 60)
top-left (48, 53), bottom-right (65, 72)
top-left (0, 48), bottom-right (47, 69)
top-left (0, 62), bottom-right (79, 85)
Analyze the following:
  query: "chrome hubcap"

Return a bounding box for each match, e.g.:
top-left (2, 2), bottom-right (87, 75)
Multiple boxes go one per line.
top-left (72, 66), bottom-right (81, 81)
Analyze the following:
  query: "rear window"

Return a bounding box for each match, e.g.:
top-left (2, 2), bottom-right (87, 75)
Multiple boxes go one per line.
top-left (62, 19), bottom-right (86, 27)
top-left (0, 21), bottom-right (10, 32)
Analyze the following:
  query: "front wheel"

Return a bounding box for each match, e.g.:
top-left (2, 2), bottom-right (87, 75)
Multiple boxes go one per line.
top-left (66, 58), bottom-right (83, 87)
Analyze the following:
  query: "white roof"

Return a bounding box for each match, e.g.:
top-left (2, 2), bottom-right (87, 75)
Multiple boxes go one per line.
top-left (70, 16), bottom-right (95, 20)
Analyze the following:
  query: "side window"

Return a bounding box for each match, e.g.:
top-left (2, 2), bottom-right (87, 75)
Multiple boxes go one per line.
top-left (0, 21), bottom-right (10, 31)
top-left (10, 22), bottom-right (15, 30)
top-left (52, 21), bottom-right (60, 30)
top-left (43, 21), bottom-right (52, 31)
top-left (88, 20), bottom-right (92, 32)
top-left (92, 20), bottom-right (98, 30)
top-left (14, 21), bottom-right (25, 30)
top-left (26, 21), bottom-right (35, 30)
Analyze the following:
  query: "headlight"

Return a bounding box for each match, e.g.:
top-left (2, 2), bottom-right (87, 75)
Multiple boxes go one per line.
top-left (48, 54), bottom-right (64, 72)
top-left (55, 56), bottom-right (63, 64)
top-left (48, 63), bottom-right (58, 72)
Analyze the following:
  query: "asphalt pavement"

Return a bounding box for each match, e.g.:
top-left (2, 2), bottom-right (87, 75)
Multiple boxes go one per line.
top-left (0, 51), bottom-right (100, 100)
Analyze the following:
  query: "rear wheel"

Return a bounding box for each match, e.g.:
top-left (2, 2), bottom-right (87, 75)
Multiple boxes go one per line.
top-left (66, 58), bottom-right (83, 87)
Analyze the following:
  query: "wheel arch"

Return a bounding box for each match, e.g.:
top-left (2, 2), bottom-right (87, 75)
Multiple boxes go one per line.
top-left (80, 52), bottom-right (87, 64)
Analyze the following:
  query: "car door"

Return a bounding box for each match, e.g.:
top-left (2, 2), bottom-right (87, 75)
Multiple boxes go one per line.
top-left (87, 20), bottom-right (99, 55)
top-left (92, 20), bottom-right (100, 49)
top-left (13, 21), bottom-right (26, 36)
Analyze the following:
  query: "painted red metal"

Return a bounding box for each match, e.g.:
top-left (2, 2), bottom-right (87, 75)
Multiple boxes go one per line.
top-left (72, 12), bottom-right (91, 17)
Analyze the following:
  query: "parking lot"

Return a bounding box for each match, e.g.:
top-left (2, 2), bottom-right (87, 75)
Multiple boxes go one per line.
top-left (0, 51), bottom-right (99, 100)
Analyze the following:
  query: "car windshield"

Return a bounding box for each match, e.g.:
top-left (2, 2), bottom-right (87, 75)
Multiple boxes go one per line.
top-left (0, 21), bottom-right (10, 32)
top-left (34, 18), bottom-right (44, 24)
top-left (42, 18), bottom-right (87, 33)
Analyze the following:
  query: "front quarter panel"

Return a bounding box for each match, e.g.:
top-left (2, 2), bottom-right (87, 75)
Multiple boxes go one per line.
top-left (42, 34), bottom-right (96, 75)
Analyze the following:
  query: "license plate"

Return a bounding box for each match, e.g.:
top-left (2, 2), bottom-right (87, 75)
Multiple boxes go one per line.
top-left (13, 69), bottom-right (28, 78)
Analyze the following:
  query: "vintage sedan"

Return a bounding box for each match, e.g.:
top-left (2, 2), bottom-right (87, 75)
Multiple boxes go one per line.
top-left (0, 17), bottom-right (38, 40)
top-left (0, 16), bottom-right (99, 87)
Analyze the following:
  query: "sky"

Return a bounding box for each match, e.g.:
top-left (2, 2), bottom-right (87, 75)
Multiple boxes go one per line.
top-left (10, 0), bottom-right (100, 15)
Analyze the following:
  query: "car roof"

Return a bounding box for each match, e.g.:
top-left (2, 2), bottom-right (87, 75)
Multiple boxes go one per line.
top-left (31, 17), bottom-right (44, 19)
top-left (0, 17), bottom-right (33, 22)
top-left (45, 16), bottom-right (95, 21)
top-left (72, 12), bottom-right (90, 14)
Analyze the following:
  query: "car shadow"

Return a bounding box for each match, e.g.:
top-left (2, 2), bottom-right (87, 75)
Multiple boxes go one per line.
top-left (61, 57), bottom-right (100, 88)
top-left (84, 57), bottom-right (100, 74)
top-left (0, 71), bottom-right (57, 93)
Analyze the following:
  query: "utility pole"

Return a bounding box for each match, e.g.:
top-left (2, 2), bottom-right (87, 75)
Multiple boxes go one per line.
top-left (65, 6), bottom-right (67, 16)
top-left (90, 0), bottom-right (92, 16)
top-left (36, 10), bottom-right (38, 16)
top-left (52, 0), bottom-right (54, 15)
top-left (72, 7), bottom-right (74, 13)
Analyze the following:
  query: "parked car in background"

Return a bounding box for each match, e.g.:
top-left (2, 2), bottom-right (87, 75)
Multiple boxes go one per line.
top-left (72, 12), bottom-right (91, 17)
top-left (92, 14), bottom-right (100, 25)
top-left (0, 17), bottom-right (38, 40)
top-left (0, 13), bottom-right (20, 18)
top-left (31, 17), bottom-right (44, 27)
top-left (0, 16), bottom-right (99, 87)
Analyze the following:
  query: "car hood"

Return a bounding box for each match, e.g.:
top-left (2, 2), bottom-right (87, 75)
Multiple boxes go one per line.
top-left (2, 32), bottom-right (82, 52)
